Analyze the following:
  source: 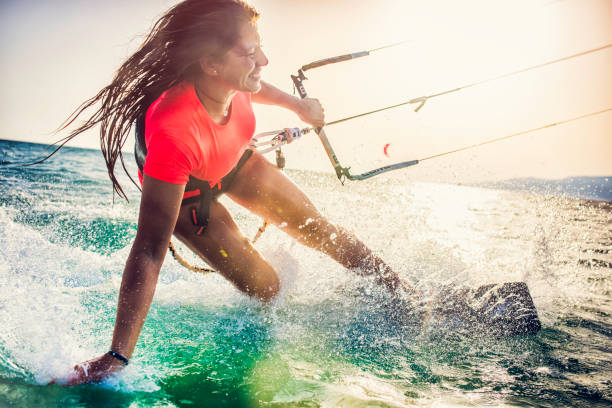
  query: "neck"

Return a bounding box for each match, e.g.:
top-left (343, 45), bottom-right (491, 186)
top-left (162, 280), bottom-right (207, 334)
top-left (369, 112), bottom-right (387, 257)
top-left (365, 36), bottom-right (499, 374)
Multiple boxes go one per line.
top-left (194, 77), bottom-right (236, 122)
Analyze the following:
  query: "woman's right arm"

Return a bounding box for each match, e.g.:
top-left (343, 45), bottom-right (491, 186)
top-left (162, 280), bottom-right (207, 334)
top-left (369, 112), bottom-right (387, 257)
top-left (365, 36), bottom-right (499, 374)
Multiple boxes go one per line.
top-left (55, 175), bottom-right (185, 386)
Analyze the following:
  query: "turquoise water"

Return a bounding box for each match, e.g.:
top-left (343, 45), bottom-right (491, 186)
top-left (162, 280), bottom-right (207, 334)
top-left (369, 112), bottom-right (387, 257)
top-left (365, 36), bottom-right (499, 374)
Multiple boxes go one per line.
top-left (1, 139), bottom-right (610, 407)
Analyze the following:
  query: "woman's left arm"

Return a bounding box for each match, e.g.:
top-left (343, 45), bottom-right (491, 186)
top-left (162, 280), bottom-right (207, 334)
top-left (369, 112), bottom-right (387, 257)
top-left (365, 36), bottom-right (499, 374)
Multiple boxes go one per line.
top-left (252, 81), bottom-right (325, 127)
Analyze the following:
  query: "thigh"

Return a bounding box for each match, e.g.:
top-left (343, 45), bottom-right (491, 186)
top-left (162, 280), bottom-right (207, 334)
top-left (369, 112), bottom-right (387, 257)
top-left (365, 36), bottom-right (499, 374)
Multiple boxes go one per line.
top-left (172, 198), bottom-right (279, 301)
top-left (226, 152), bottom-right (336, 247)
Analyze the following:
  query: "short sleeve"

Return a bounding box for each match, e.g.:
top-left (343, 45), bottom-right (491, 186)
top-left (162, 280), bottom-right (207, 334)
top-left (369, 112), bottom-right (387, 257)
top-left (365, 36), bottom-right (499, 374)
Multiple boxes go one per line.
top-left (143, 133), bottom-right (197, 185)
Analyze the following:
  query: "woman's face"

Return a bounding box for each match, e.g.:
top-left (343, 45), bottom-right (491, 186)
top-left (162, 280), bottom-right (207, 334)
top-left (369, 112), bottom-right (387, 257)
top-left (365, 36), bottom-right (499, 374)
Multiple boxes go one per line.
top-left (215, 22), bottom-right (268, 93)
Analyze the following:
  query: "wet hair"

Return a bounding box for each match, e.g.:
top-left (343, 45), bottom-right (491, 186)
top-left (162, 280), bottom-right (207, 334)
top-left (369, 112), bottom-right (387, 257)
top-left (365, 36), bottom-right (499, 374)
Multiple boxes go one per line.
top-left (46, 0), bottom-right (259, 200)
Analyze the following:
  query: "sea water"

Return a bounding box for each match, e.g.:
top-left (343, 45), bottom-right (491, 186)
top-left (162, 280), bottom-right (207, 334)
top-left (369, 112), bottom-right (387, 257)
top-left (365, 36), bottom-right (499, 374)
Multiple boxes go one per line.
top-left (0, 139), bottom-right (610, 407)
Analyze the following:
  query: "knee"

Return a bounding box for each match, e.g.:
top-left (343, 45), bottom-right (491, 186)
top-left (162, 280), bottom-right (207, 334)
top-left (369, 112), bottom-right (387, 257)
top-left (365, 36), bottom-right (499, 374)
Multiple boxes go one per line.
top-left (245, 271), bottom-right (280, 302)
top-left (253, 277), bottom-right (280, 302)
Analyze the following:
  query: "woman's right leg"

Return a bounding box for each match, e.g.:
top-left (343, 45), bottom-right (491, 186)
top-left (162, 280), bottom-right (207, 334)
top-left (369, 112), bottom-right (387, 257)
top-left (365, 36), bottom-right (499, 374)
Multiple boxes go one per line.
top-left (226, 153), bottom-right (403, 293)
top-left (172, 199), bottom-right (280, 302)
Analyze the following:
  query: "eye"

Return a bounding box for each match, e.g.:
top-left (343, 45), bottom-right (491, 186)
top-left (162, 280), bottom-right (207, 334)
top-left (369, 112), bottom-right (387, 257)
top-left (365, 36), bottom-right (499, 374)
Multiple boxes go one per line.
top-left (241, 49), bottom-right (255, 58)
top-left (245, 45), bottom-right (263, 57)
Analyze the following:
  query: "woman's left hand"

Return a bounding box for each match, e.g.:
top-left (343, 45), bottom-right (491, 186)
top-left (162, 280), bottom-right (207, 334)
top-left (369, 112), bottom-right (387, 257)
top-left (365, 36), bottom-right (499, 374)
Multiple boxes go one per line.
top-left (295, 98), bottom-right (325, 127)
top-left (48, 353), bottom-right (125, 386)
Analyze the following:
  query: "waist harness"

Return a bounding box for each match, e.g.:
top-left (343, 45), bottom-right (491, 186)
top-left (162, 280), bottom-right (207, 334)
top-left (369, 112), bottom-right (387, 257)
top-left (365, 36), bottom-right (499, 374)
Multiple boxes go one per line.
top-left (134, 115), bottom-right (253, 235)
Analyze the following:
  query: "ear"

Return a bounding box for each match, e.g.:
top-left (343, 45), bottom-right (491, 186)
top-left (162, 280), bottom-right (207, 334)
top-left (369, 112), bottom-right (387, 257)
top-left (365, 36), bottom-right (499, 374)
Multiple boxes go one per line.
top-left (199, 57), bottom-right (220, 76)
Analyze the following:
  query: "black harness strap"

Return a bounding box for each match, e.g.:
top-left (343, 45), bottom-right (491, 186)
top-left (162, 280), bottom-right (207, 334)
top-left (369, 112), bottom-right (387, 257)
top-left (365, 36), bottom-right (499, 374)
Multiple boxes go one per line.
top-left (182, 177), bottom-right (214, 235)
top-left (181, 149), bottom-right (253, 235)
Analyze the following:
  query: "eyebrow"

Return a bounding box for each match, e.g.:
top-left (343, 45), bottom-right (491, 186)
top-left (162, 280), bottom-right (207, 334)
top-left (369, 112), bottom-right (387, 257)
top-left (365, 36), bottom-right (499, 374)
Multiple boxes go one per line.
top-left (234, 41), bottom-right (262, 54)
top-left (235, 31), bottom-right (262, 53)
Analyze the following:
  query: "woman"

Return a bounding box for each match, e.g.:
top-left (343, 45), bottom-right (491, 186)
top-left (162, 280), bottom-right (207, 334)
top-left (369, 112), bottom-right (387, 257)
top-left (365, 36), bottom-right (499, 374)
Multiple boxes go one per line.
top-left (54, 0), bottom-right (406, 385)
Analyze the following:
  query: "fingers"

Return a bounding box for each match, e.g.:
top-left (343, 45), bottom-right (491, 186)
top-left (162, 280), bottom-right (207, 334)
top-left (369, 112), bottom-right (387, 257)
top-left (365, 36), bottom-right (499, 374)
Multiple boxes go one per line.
top-left (309, 99), bottom-right (325, 126)
top-left (298, 98), bottom-right (325, 127)
top-left (49, 356), bottom-right (122, 386)
top-left (64, 363), bottom-right (89, 386)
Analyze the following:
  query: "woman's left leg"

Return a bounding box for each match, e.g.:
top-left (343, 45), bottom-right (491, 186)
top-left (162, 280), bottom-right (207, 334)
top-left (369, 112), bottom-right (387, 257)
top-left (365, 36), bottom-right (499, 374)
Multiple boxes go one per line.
top-left (226, 152), bottom-right (402, 292)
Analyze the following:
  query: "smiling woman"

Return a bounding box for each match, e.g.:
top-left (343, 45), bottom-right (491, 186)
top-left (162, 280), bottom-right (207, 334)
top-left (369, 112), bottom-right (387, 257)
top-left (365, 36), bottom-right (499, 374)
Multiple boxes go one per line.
top-left (36, 0), bottom-right (410, 386)
top-left (2, 1), bottom-right (612, 405)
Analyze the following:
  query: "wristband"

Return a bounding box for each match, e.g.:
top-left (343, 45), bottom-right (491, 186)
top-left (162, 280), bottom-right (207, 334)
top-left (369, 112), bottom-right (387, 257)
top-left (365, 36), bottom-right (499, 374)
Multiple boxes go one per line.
top-left (107, 350), bottom-right (129, 366)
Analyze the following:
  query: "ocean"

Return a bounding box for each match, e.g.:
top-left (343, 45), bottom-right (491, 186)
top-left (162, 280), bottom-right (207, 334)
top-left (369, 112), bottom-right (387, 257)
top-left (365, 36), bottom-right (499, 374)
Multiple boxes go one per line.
top-left (1, 138), bottom-right (610, 407)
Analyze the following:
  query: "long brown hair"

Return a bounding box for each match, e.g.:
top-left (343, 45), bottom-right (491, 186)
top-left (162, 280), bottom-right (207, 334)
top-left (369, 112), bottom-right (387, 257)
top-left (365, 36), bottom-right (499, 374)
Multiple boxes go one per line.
top-left (47, 0), bottom-right (259, 200)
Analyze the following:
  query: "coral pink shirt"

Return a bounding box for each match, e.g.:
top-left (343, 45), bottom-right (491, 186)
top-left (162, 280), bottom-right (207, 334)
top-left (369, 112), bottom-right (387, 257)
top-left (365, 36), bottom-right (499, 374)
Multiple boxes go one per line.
top-left (142, 82), bottom-right (255, 188)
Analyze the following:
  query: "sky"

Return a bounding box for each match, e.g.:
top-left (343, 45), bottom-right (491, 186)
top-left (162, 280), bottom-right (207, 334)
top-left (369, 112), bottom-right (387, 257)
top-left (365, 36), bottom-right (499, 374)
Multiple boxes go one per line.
top-left (1, 0), bottom-right (610, 183)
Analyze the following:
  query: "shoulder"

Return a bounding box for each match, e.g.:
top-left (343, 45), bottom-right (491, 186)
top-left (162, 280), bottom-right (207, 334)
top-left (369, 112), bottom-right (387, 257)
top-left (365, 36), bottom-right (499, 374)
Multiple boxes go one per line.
top-left (144, 81), bottom-right (201, 156)
top-left (142, 82), bottom-right (202, 184)
top-left (146, 82), bottom-right (199, 127)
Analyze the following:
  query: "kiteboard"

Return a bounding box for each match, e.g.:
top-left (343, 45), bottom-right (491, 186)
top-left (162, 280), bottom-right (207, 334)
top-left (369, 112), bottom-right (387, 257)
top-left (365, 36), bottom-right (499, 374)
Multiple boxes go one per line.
top-left (425, 281), bottom-right (541, 337)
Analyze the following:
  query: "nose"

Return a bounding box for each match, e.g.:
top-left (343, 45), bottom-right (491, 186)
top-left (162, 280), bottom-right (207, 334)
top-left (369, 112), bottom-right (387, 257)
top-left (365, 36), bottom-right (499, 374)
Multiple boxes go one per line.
top-left (256, 47), bottom-right (268, 67)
